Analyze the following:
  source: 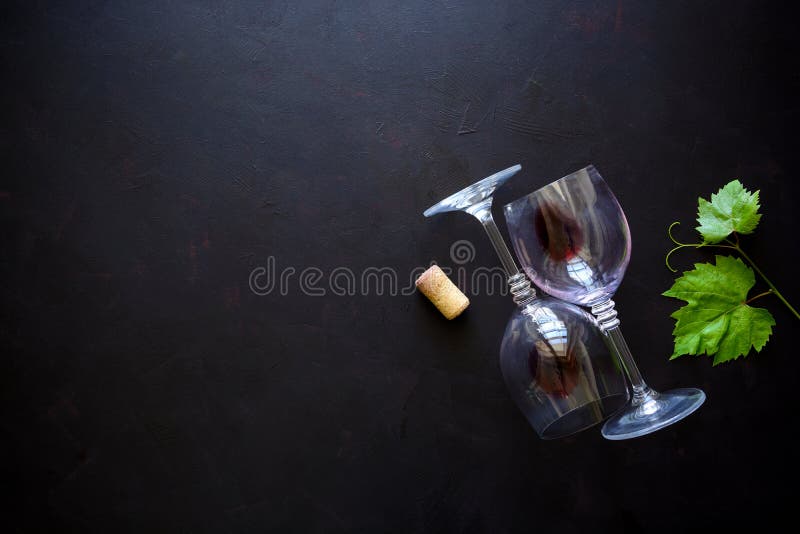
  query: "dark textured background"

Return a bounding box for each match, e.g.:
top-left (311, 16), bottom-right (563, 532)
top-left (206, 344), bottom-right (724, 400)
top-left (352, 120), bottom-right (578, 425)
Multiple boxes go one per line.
top-left (2, 0), bottom-right (799, 531)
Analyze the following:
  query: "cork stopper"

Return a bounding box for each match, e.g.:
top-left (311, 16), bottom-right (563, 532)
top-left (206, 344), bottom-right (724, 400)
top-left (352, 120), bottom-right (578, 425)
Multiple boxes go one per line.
top-left (415, 265), bottom-right (470, 320)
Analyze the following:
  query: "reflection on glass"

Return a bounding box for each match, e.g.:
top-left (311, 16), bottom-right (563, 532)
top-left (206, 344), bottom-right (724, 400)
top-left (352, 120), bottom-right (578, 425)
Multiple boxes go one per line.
top-left (565, 255), bottom-right (602, 293)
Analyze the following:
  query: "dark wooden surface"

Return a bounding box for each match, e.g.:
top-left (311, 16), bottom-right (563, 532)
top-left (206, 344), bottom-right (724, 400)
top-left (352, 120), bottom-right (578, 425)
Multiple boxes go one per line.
top-left (3, 1), bottom-right (799, 531)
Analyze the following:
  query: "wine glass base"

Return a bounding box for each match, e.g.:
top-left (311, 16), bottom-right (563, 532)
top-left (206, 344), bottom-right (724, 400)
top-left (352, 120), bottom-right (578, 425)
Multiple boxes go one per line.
top-left (601, 388), bottom-right (706, 440)
top-left (423, 164), bottom-right (521, 217)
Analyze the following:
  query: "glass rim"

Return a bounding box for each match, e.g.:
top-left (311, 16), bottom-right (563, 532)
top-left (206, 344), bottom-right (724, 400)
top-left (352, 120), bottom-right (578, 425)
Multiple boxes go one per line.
top-left (503, 164), bottom-right (599, 212)
top-left (539, 390), bottom-right (629, 440)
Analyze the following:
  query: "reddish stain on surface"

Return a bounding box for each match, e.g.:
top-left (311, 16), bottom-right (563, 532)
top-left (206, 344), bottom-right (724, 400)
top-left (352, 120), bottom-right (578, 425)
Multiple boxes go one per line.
top-left (133, 260), bottom-right (148, 276)
top-left (382, 128), bottom-right (405, 149)
top-left (223, 286), bottom-right (241, 309)
top-left (0, 191), bottom-right (10, 199)
top-left (352, 90), bottom-right (368, 98)
top-left (251, 67), bottom-right (273, 84)
top-left (122, 157), bottom-right (135, 177)
top-left (48, 396), bottom-right (79, 419)
top-left (629, 23), bottom-right (652, 44)
top-left (565, 9), bottom-right (603, 36)
top-left (201, 232), bottom-right (211, 250)
top-left (55, 201), bottom-right (77, 240)
top-left (355, 31), bottom-right (366, 42)
top-left (183, 239), bottom-right (201, 283)
top-left (180, 193), bottom-right (202, 207)
top-left (735, 158), bottom-right (783, 178)
top-left (564, 4), bottom-right (636, 37)
top-left (305, 71), bottom-right (324, 88)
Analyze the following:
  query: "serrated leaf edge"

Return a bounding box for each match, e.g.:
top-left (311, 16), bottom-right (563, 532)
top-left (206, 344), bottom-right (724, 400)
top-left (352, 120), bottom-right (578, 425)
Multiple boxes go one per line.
top-left (664, 255), bottom-right (775, 364)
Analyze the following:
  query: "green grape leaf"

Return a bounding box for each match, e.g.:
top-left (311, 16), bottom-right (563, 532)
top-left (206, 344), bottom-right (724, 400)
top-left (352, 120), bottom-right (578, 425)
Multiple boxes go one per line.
top-left (696, 180), bottom-right (762, 243)
top-left (663, 255), bottom-right (775, 365)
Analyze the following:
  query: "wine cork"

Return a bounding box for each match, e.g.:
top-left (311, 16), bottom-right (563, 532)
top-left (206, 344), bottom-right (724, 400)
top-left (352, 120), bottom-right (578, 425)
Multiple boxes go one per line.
top-left (415, 265), bottom-right (469, 319)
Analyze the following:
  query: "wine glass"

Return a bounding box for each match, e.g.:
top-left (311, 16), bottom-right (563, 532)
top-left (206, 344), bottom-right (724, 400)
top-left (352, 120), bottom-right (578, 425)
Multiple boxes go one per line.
top-left (504, 165), bottom-right (706, 440)
top-left (424, 165), bottom-right (628, 439)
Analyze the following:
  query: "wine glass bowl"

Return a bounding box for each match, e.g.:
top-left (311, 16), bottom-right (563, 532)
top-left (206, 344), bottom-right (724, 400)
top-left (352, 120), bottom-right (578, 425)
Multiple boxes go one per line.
top-left (500, 298), bottom-right (628, 439)
top-left (504, 166), bottom-right (631, 306)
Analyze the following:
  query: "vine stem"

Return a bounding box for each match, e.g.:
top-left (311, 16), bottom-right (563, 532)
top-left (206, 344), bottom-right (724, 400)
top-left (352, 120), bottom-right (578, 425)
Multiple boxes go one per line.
top-left (745, 289), bottom-right (772, 305)
top-left (666, 222), bottom-right (800, 320)
top-left (731, 243), bottom-right (800, 320)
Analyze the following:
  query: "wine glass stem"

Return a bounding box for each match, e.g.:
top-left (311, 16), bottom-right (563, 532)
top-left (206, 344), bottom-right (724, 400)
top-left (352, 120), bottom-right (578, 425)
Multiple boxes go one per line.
top-left (463, 199), bottom-right (537, 307)
top-left (591, 299), bottom-right (653, 403)
top-left (605, 326), bottom-right (652, 402)
top-left (465, 197), bottom-right (521, 278)
top-left (481, 217), bottom-right (520, 278)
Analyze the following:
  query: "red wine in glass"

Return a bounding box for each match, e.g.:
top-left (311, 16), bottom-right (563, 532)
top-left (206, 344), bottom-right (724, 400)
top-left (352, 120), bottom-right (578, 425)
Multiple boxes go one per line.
top-left (534, 202), bottom-right (584, 262)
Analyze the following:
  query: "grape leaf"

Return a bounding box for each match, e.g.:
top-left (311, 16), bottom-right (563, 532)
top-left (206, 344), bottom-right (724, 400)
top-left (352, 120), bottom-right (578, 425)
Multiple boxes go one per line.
top-left (663, 255), bottom-right (775, 365)
top-left (696, 180), bottom-right (761, 243)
